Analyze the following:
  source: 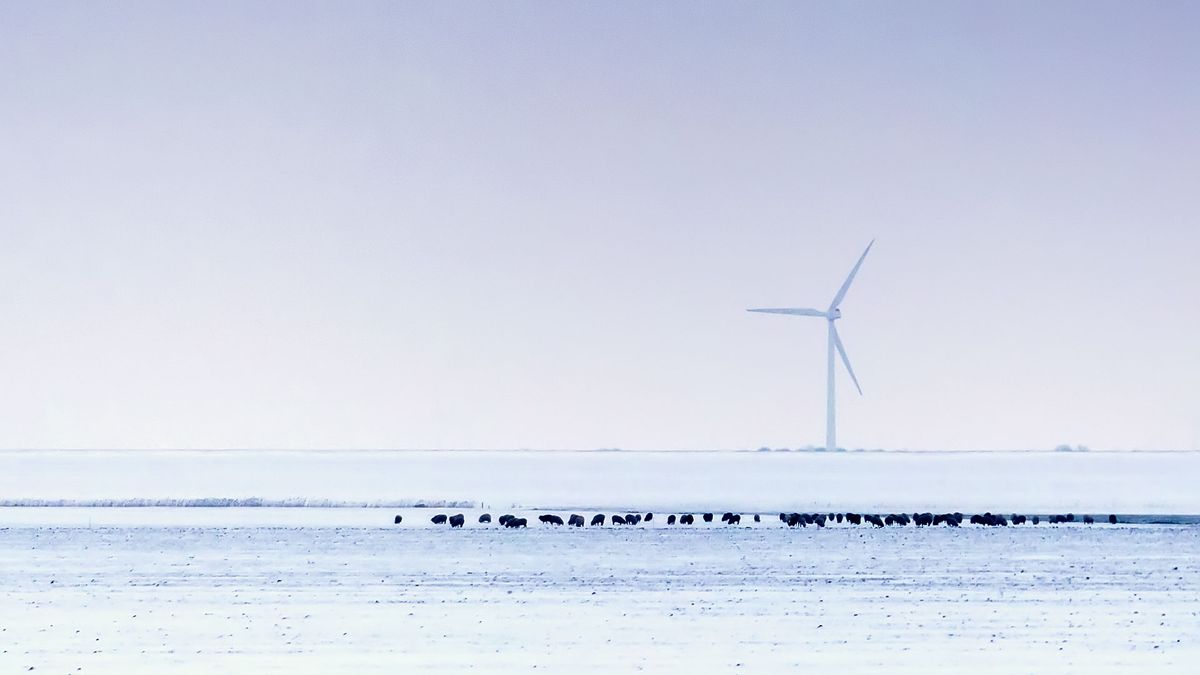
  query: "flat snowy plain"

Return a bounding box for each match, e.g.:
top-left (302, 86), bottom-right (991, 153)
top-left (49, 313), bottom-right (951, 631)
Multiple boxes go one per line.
top-left (2, 451), bottom-right (1198, 673)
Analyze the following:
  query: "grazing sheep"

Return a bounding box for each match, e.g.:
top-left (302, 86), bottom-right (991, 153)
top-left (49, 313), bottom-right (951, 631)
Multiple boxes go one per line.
top-left (539, 514), bottom-right (564, 526)
top-left (914, 513), bottom-right (933, 527)
top-left (504, 517), bottom-right (527, 528)
top-left (864, 514), bottom-right (885, 527)
top-left (568, 514), bottom-right (584, 527)
top-left (644, 513), bottom-right (654, 521)
top-left (393, 515), bottom-right (403, 525)
top-left (612, 514), bottom-right (626, 525)
top-left (1083, 515), bottom-right (1095, 524)
top-left (753, 514), bottom-right (761, 523)
top-left (779, 513), bottom-right (787, 522)
top-left (449, 514), bottom-right (465, 528)
top-left (626, 514), bottom-right (642, 525)
top-left (720, 512), bottom-right (735, 523)
top-left (1108, 514), bottom-right (1118, 524)
top-left (785, 513), bottom-right (804, 527)
top-left (680, 514), bottom-right (695, 525)
top-left (498, 514), bottom-right (515, 526)
top-left (702, 513), bottom-right (714, 523)
top-left (1032, 515), bottom-right (1040, 525)
top-left (814, 513), bottom-right (827, 527)
top-left (845, 513), bottom-right (862, 525)
top-left (478, 513), bottom-right (492, 524)
top-left (727, 514), bottom-right (741, 525)
top-left (590, 514), bottom-right (605, 526)
top-left (431, 514), bottom-right (448, 525)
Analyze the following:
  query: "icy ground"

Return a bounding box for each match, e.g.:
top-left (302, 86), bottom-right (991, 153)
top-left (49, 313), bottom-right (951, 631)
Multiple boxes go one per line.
top-left (3, 450), bottom-right (1199, 513)
top-left (2, 520), bottom-right (1198, 673)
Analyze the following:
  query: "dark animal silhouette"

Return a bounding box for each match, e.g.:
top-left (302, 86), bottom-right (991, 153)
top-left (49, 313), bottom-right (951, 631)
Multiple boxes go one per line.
top-left (591, 514), bottom-right (605, 526)
top-left (504, 517), bottom-right (527, 528)
top-left (1083, 515), bottom-right (1094, 524)
top-left (864, 514), bottom-right (885, 527)
top-left (393, 515), bottom-right (403, 524)
top-left (478, 513), bottom-right (491, 524)
top-left (612, 514), bottom-right (626, 525)
top-left (779, 513), bottom-right (787, 522)
top-left (498, 514), bottom-right (515, 526)
top-left (626, 514), bottom-right (641, 525)
top-left (721, 512), bottom-right (735, 523)
top-left (702, 513), bottom-right (714, 523)
top-left (845, 513), bottom-right (862, 525)
top-left (785, 513), bottom-right (803, 527)
top-left (644, 513), bottom-right (653, 521)
top-left (431, 514), bottom-right (448, 525)
top-left (449, 514), bottom-right (465, 528)
top-left (568, 514), bottom-right (584, 527)
top-left (914, 513), bottom-right (933, 527)
top-left (1067, 513), bottom-right (1076, 522)
top-left (1108, 514), bottom-right (1118, 524)
top-left (971, 513), bottom-right (1008, 527)
top-left (1032, 515), bottom-right (1040, 525)
top-left (680, 514), bottom-right (695, 525)
top-left (726, 514), bottom-right (741, 525)
top-left (814, 513), bottom-right (827, 527)
top-left (835, 513), bottom-right (843, 523)
top-left (539, 514), bottom-right (564, 526)
top-left (753, 514), bottom-right (761, 523)
top-left (667, 514), bottom-right (676, 525)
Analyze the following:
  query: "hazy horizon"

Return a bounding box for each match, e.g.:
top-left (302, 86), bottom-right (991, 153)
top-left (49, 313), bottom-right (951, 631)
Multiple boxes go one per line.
top-left (3, 2), bottom-right (1198, 452)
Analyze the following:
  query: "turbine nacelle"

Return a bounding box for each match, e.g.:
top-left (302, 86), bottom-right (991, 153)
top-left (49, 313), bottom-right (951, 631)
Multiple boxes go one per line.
top-left (829, 308), bottom-right (842, 320)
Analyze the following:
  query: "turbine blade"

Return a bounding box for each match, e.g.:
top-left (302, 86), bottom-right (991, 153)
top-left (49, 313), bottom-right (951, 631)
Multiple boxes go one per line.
top-left (831, 325), bottom-right (862, 395)
top-left (746, 308), bottom-right (827, 317)
top-left (828, 240), bottom-right (874, 312)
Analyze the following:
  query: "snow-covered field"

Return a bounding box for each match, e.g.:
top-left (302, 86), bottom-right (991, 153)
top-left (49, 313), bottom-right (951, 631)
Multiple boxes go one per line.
top-left (2, 449), bottom-right (1199, 513)
top-left (2, 521), bottom-right (1197, 673)
top-left (3, 451), bottom-right (1198, 672)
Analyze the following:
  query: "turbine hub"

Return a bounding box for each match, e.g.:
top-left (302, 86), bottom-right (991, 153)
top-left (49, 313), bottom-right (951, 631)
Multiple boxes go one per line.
top-left (830, 307), bottom-right (842, 320)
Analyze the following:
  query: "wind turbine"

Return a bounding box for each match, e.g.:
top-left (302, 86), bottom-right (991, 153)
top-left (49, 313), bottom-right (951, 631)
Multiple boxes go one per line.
top-left (748, 240), bottom-right (874, 452)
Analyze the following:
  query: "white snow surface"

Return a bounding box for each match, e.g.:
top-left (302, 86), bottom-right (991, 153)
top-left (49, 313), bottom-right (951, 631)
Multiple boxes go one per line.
top-left (2, 449), bottom-right (1198, 513)
top-left (4, 451), bottom-right (1198, 672)
top-left (2, 522), bottom-right (1198, 673)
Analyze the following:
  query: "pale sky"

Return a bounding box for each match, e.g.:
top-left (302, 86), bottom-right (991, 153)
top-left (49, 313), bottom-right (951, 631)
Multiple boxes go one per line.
top-left (1, 2), bottom-right (1197, 451)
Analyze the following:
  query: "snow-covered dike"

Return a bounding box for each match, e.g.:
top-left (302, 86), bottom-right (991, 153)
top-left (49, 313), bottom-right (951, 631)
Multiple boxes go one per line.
top-left (2, 450), bottom-right (1198, 513)
top-left (2, 525), bottom-right (1197, 673)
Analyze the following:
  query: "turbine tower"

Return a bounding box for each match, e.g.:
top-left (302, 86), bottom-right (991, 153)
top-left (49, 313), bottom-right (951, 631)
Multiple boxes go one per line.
top-left (748, 241), bottom-right (873, 452)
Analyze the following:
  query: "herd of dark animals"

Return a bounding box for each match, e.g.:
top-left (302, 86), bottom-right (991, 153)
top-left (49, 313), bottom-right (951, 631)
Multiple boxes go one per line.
top-left (398, 511), bottom-right (1122, 528)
